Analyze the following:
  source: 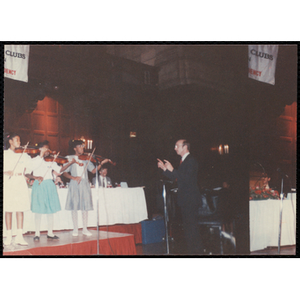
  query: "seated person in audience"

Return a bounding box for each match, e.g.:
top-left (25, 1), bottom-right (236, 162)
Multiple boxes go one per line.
top-left (92, 165), bottom-right (113, 187)
top-left (262, 174), bottom-right (271, 190)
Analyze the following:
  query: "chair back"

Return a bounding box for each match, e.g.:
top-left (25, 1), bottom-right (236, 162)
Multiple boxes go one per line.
top-left (198, 189), bottom-right (225, 221)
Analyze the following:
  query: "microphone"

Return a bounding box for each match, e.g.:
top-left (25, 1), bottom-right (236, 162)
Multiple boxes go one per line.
top-left (277, 168), bottom-right (289, 178)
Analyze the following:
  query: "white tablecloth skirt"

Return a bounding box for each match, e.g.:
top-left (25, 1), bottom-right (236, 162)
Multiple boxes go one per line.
top-left (249, 193), bottom-right (296, 252)
top-left (3, 187), bottom-right (148, 237)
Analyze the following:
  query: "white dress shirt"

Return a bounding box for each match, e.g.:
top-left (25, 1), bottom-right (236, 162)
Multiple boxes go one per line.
top-left (181, 152), bottom-right (190, 162)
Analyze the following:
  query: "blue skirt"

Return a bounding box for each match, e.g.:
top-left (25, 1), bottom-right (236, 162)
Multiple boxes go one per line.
top-left (31, 179), bottom-right (61, 214)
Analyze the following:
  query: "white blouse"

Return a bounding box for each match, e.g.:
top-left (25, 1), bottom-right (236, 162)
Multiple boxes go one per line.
top-left (63, 155), bottom-right (95, 179)
top-left (27, 156), bottom-right (62, 180)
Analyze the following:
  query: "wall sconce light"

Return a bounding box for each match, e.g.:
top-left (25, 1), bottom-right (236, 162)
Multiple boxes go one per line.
top-left (224, 145), bottom-right (229, 154)
top-left (218, 145), bottom-right (223, 155)
top-left (87, 140), bottom-right (93, 149)
top-left (212, 145), bottom-right (229, 154)
top-left (130, 131), bottom-right (137, 138)
top-left (80, 137), bottom-right (93, 149)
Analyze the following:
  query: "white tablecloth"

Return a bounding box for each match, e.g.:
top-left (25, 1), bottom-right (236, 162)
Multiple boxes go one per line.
top-left (3, 187), bottom-right (148, 236)
top-left (249, 193), bottom-right (296, 252)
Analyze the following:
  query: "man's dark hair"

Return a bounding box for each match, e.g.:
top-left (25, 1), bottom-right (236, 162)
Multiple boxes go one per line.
top-left (37, 140), bottom-right (49, 148)
top-left (100, 164), bottom-right (109, 172)
top-left (182, 140), bottom-right (190, 151)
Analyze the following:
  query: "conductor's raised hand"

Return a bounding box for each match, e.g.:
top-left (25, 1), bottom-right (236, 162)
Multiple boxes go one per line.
top-left (157, 158), bottom-right (166, 171)
top-left (164, 160), bottom-right (174, 172)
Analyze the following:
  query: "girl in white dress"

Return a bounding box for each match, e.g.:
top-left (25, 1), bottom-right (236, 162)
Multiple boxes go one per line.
top-left (3, 133), bottom-right (32, 246)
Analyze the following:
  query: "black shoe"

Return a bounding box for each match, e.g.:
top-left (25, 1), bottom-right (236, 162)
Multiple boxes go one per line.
top-left (33, 236), bottom-right (40, 241)
top-left (47, 235), bottom-right (59, 239)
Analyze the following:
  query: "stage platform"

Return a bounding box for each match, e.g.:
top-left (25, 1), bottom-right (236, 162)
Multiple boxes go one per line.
top-left (99, 223), bottom-right (142, 244)
top-left (3, 229), bottom-right (137, 256)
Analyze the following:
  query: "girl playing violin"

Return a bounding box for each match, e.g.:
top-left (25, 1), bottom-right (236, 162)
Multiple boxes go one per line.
top-left (63, 139), bottom-right (109, 237)
top-left (3, 133), bottom-right (32, 246)
top-left (25, 140), bottom-right (74, 241)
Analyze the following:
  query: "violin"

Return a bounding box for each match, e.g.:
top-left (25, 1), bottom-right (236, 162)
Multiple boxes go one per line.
top-left (78, 153), bottom-right (116, 166)
top-left (78, 153), bottom-right (97, 163)
top-left (44, 155), bottom-right (84, 166)
top-left (14, 147), bottom-right (40, 155)
top-left (14, 146), bottom-right (57, 155)
top-left (97, 154), bottom-right (117, 166)
top-left (44, 155), bottom-right (68, 165)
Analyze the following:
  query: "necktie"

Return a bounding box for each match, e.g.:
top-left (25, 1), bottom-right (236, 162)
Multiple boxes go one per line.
top-left (102, 178), bottom-right (105, 187)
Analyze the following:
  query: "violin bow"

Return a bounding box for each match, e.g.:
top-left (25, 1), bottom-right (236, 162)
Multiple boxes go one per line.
top-left (9, 141), bottom-right (29, 179)
top-left (39, 152), bottom-right (60, 185)
top-left (79, 147), bottom-right (96, 183)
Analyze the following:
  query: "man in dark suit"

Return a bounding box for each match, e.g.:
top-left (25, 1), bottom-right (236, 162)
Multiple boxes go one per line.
top-left (157, 139), bottom-right (203, 254)
top-left (92, 165), bottom-right (113, 187)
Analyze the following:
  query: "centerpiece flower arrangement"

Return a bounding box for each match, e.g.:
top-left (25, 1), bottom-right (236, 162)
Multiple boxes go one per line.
top-left (249, 186), bottom-right (280, 200)
top-left (249, 174), bottom-right (279, 200)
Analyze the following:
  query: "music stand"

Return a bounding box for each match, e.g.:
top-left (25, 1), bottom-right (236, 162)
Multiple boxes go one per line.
top-left (94, 159), bottom-right (101, 255)
top-left (161, 179), bottom-right (177, 254)
top-left (278, 176), bottom-right (285, 254)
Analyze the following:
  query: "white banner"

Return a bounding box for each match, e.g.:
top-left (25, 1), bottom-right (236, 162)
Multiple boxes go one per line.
top-left (248, 45), bottom-right (279, 85)
top-left (4, 45), bottom-right (30, 82)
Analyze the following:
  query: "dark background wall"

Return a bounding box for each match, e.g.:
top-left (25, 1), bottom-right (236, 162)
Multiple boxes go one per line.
top-left (4, 43), bottom-right (297, 254)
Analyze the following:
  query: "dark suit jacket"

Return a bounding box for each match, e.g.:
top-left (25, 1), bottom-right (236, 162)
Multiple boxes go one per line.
top-left (164, 154), bottom-right (201, 207)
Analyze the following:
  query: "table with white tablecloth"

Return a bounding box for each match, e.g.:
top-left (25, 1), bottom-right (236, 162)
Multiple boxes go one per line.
top-left (3, 187), bottom-right (148, 237)
top-left (249, 193), bottom-right (296, 252)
